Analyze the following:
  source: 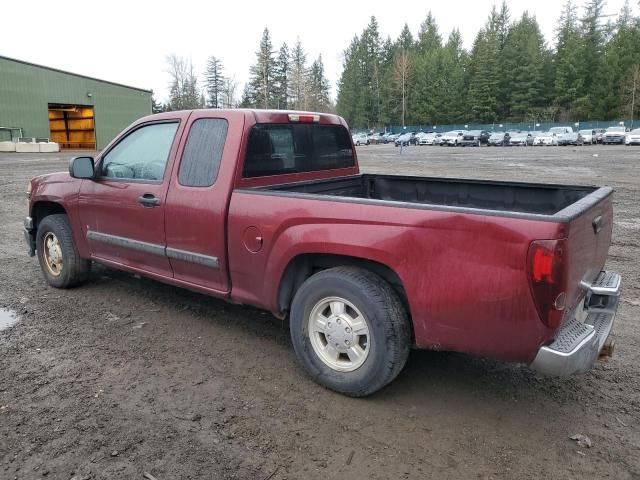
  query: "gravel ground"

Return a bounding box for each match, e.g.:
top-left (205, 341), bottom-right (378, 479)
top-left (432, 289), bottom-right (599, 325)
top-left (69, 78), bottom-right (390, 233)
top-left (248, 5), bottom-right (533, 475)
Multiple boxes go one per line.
top-left (0, 145), bottom-right (638, 480)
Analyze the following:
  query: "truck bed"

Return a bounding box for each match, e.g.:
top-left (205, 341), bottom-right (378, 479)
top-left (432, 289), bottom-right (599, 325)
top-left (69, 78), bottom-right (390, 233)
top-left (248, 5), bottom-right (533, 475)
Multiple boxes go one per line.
top-left (254, 174), bottom-right (607, 220)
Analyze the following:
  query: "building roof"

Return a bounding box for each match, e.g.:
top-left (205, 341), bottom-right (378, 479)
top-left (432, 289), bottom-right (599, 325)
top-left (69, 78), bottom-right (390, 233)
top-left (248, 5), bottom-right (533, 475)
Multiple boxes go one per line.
top-left (0, 55), bottom-right (152, 93)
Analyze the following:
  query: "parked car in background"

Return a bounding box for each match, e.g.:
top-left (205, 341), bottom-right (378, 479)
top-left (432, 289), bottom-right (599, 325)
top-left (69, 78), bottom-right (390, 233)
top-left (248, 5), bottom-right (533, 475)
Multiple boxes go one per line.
top-left (441, 130), bottom-right (465, 146)
top-left (602, 126), bottom-right (627, 145)
top-left (419, 133), bottom-right (441, 145)
top-left (528, 131), bottom-right (544, 140)
top-left (368, 133), bottom-right (381, 144)
top-left (579, 129), bottom-right (596, 145)
top-left (487, 131), bottom-right (508, 146)
top-left (410, 132), bottom-right (422, 145)
top-left (534, 131), bottom-right (559, 146)
top-left (548, 126), bottom-right (574, 144)
top-left (593, 128), bottom-right (607, 144)
top-left (558, 131), bottom-right (584, 146)
top-left (459, 130), bottom-right (490, 147)
top-left (352, 133), bottom-right (369, 146)
top-left (385, 133), bottom-right (400, 143)
top-left (625, 128), bottom-right (640, 145)
top-left (508, 132), bottom-right (531, 146)
top-left (394, 132), bottom-right (414, 147)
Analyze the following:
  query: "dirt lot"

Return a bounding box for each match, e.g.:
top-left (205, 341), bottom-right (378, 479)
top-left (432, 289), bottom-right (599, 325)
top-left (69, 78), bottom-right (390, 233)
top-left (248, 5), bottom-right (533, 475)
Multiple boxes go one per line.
top-left (1, 145), bottom-right (638, 480)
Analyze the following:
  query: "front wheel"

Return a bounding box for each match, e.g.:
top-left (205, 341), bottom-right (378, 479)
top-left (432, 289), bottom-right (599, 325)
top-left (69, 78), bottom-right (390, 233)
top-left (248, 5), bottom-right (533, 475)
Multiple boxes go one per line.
top-left (290, 267), bottom-right (410, 397)
top-left (36, 214), bottom-right (90, 288)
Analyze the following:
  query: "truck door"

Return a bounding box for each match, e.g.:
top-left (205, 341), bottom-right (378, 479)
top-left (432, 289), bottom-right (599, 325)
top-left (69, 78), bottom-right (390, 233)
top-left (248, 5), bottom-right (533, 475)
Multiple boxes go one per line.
top-left (164, 110), bottom-right (246, 294)
top-left (79, 117), bottom-right (187, 278)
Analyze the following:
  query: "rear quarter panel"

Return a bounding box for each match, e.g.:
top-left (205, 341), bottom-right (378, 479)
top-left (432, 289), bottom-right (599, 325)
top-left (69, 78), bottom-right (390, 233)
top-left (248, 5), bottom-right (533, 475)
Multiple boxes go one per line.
top-left (228, 191), bottom-right (566, 362)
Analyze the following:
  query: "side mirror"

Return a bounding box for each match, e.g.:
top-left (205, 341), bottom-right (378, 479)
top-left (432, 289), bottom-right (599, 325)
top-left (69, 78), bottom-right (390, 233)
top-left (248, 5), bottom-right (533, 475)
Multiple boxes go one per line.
top-left (69, 156), bottom-right (95, 179)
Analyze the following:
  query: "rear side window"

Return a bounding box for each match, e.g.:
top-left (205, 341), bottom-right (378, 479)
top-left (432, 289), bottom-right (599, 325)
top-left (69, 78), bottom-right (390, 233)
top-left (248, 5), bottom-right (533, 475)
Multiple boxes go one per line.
top-left (243, 124), bottom-right (354, 178)
top-left (179, 118), bottom-right (228, 187)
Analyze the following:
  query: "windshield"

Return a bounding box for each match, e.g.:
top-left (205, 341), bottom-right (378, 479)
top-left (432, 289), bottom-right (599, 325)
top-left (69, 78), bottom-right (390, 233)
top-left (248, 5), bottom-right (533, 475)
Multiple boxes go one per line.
top-left (490, 132), bottom-right (504, 138)
top-left (631, 129), bottom-right (640, 134)
top-left (244, 124), bottom-right (355, 178)
top-left (606, 126), bottom-right (625, 133)
top-left (579, 130), bottom-right (592, 135)
top-left (549, 127), bottom-right (568, 134)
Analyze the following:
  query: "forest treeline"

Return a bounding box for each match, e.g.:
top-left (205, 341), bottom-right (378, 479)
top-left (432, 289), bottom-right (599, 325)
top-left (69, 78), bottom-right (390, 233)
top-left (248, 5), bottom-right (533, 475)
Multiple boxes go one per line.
top-left (336, 0), bottom-right (640, 128)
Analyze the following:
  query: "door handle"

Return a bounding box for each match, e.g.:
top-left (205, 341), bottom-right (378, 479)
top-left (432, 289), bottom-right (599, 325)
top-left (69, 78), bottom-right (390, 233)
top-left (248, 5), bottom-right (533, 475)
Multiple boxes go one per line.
top-left (138, 193), bottom-right (161, 208)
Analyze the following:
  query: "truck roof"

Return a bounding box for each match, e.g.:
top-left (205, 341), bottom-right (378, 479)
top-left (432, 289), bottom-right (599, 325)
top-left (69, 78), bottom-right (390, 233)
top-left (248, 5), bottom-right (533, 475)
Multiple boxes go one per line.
top-left (138, 109), bottom-right (346, 126)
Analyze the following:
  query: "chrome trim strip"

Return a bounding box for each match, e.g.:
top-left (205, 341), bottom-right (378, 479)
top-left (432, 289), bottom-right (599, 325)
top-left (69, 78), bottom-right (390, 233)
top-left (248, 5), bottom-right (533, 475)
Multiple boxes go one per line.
top-left (87, 231), bottom-right (166, 257)
top-left (86, 231), bottom-right (219, 268)
top-left (166, 247), bottom-right (219, 268)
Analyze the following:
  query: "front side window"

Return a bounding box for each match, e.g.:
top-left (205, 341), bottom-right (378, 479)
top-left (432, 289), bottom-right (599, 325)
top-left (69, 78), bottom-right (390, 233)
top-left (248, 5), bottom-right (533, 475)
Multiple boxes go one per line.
top-left (243, 124), bottom-right (354, 178)
top-left (100, 122), bottom-right (179, 181)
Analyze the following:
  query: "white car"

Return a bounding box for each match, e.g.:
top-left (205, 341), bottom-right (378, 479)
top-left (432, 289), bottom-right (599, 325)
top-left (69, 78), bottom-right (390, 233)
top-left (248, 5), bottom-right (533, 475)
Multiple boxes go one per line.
top-left (440, 130), bottom-right (464, 146)
top-left (418, 133), bottom-right (439, 145)
top-left (625, 128), bottom-right (640, 145)
top-left (547, 126), bottom-right (573, 143)
top-left (579, 129), bottom-right (596, 144)
top-left (352, 134), bottom-right (369, 146)
top-left (533, 132), bottom-right (559, 146)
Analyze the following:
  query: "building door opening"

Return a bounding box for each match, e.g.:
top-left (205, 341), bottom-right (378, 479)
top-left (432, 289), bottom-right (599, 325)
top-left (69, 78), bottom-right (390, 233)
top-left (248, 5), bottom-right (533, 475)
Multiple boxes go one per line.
top-left (48, 104), bottom-right (96, 150)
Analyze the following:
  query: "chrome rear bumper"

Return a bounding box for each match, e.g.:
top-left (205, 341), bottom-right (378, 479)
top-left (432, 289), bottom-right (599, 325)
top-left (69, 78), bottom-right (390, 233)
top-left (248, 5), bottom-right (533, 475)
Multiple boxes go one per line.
top-left (530, 271), bottom-right (620, 376)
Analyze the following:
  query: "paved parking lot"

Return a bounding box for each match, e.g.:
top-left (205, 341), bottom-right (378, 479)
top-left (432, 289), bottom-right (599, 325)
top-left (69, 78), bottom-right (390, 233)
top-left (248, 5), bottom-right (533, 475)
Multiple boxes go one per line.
top-left (1, 145), bottom-right (639, 479)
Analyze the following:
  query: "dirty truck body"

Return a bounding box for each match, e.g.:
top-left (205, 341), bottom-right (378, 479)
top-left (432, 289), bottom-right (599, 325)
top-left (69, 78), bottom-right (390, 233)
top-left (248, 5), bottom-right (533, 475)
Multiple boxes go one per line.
top-left (24, 109), bottom-right (621, 396)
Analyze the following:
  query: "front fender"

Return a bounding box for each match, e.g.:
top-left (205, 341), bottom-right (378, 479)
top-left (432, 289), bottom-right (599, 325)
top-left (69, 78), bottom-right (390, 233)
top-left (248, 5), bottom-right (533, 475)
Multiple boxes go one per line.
top-left (30, 174), bottom-right (89, 258)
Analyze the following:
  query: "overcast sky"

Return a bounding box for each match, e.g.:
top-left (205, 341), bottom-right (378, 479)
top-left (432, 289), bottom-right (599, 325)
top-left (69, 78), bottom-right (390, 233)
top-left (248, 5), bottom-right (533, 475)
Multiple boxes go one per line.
top-left (1, 0), bottom-right (635, 103)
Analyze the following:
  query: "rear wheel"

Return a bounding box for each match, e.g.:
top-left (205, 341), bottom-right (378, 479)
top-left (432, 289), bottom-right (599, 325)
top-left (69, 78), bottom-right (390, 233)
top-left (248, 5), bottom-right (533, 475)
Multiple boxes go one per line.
top-left (290, 267), bottom-right (410, 397)
top-left (36, 214), bottom-right (90, 288)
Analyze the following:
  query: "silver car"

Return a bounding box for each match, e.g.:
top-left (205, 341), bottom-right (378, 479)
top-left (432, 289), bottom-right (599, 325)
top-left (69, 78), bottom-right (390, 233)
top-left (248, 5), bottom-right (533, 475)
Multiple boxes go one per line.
top-left (579, 129), bottom-right (596, 145)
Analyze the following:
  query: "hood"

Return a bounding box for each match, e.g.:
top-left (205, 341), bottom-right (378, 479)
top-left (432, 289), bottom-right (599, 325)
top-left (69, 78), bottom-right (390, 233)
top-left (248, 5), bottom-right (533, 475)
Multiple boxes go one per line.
top-left (32, 171), bottom-right (74, 187)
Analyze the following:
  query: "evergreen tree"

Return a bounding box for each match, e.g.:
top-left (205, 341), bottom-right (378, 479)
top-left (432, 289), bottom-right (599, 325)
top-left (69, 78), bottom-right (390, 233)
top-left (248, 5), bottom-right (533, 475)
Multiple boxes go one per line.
top-left (554, 1), bottom-right (583, 116)
top-left (205, 56), bottom-right (224, 108)
top-left (397, 22), bottom-right (414, 50)
top-left (595, 1), bottom-right (640, 119)
top-left (288, 38), bottom-right (308, 110)
top-left (273, 43), bottom-right (290, 109)
top-left (417, 12), bottom-right (441, 52)
top-left (493, 1), bottom-right (512, 118)
top-left (362, 17), bottom-right (384, 127)
top-left (580, 0), bottom-right (608, 94)
top-left (501, 13), bottom-right (548, 119)
top-left (150, 90), bottom-right (164, 114)
top-left (248, 28), bottom-right (276, 109)
top-left (466, 28), bottom-right (500, 122)
top-left (439, 29), bottom-right (467, 122)
top-left (239, 83), bottom-right (253, 108)
top-left (336, 36), bottom-right (361, 125)
top-left (307, 55), bottom-right (332, 112)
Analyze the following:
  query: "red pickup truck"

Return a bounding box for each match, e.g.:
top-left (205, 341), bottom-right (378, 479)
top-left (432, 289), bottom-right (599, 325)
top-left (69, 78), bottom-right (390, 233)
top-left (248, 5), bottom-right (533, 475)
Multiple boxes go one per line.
top-left (24, 110), bottom-right (621, 396)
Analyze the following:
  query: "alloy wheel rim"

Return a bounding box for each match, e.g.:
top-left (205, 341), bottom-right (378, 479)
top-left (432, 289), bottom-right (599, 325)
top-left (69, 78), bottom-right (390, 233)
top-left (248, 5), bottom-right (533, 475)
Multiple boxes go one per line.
top-left (308, 296), bottom-right (370, 372)
top-left (43, 232), bottom-right (63, 276)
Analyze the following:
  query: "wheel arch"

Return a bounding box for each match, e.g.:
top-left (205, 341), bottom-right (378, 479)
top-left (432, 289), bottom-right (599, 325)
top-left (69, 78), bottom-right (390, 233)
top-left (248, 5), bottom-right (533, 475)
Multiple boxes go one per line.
top-left (277, 253), bottom-right (410, 323)
top-left (31, 201), bottom-right (68, 228)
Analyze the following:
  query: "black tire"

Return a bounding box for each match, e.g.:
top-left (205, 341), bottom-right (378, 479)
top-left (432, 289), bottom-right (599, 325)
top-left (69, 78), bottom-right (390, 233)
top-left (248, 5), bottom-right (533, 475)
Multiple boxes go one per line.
top-left (36, 214), bottom-right (90, 288)
top-left (289, 267), bottom-right (410, 397)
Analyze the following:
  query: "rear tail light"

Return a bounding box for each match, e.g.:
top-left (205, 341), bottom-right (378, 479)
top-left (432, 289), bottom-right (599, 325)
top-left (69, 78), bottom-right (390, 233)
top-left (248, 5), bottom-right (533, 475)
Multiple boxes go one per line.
top-left (288, 114), bottom-right (319, 123)
top-left (527, 239), bottom-right (568, 329)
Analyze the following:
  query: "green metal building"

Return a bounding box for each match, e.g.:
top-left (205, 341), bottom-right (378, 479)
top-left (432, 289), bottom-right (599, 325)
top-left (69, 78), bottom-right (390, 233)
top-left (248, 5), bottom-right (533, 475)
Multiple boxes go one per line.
top-left (0, 55), bottom-right (151, 149)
